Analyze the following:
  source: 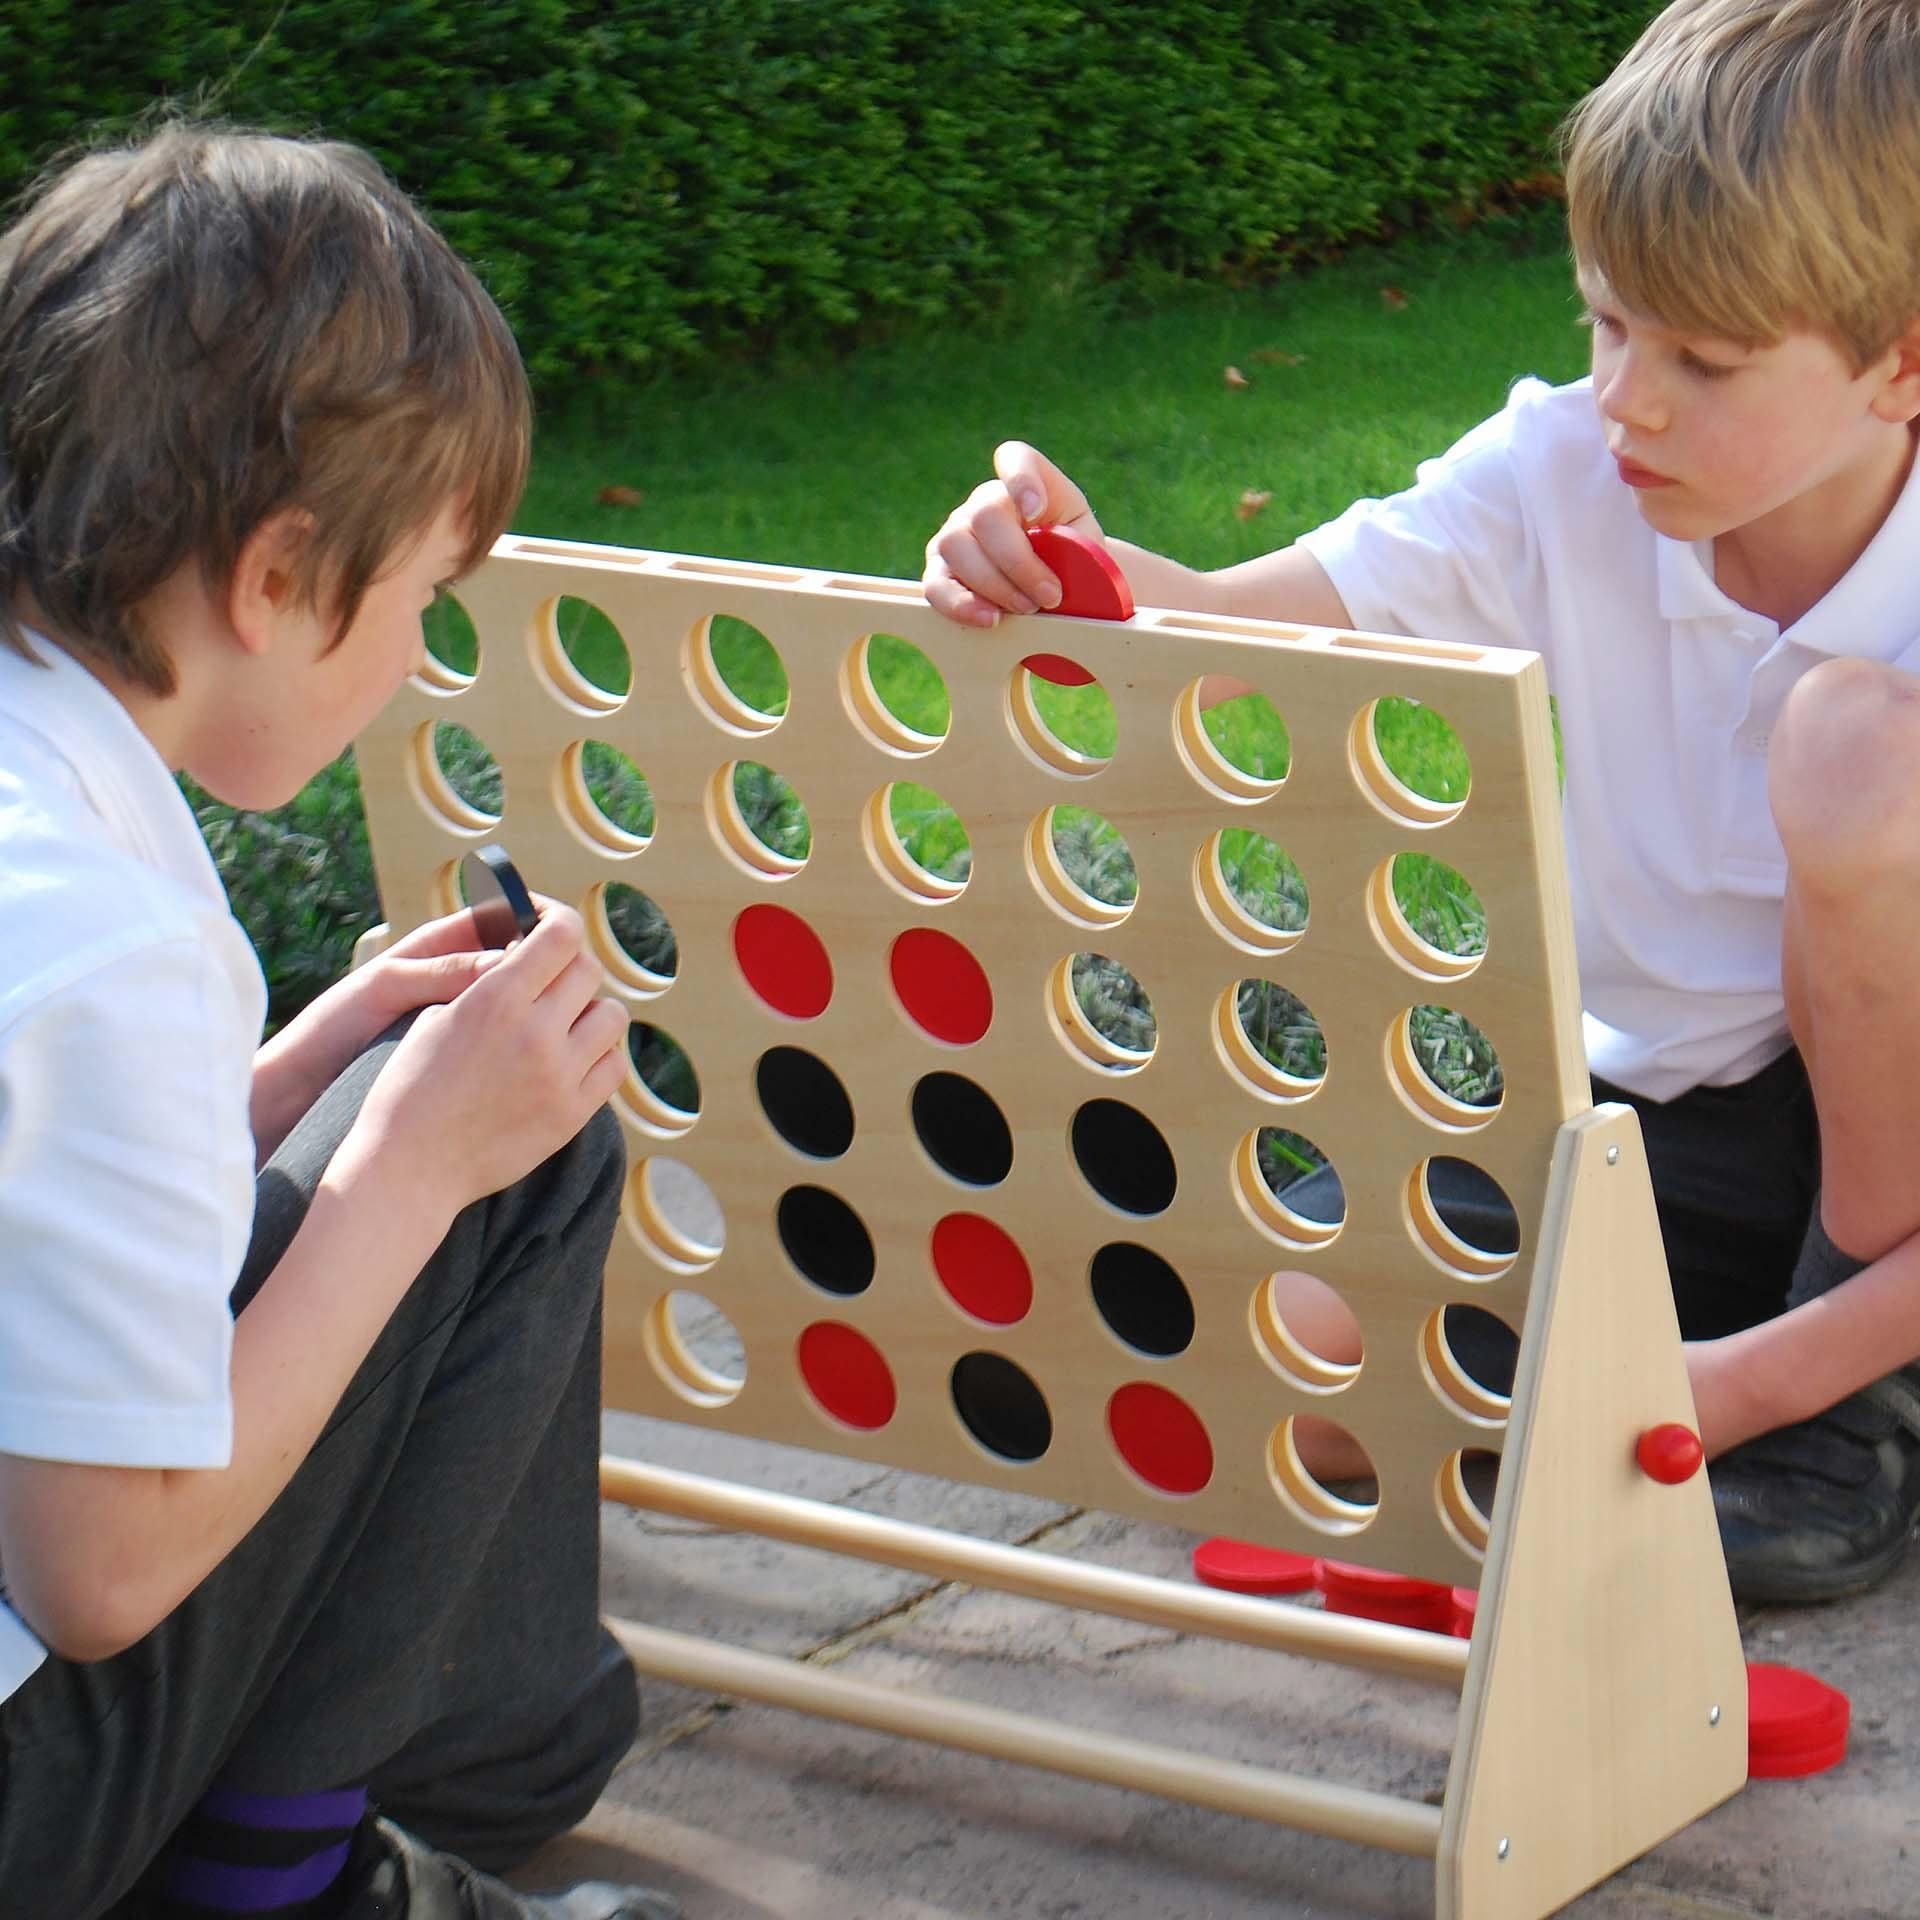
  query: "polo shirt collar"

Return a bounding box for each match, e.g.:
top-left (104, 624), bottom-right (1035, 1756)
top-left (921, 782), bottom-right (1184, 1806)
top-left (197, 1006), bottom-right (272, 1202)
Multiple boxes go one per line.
top-left (0, 633), bottom-right (225, 901)
top-left (1652, 432), bottom-right (1920, 657)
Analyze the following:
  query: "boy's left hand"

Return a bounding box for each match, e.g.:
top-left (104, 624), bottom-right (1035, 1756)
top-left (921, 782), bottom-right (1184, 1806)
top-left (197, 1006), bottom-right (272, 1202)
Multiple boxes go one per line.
top-left (250, 906), bottom-right (514, 1158)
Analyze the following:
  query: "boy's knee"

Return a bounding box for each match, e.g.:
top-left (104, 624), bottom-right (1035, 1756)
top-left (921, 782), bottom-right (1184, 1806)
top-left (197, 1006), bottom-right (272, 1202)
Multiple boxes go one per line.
top-left (1771, 658), bottom-right (1920, 874)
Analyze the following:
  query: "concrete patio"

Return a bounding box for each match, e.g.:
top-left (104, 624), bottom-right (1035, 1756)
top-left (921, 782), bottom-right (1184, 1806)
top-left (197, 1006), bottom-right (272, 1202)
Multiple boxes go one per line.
top-left (510, 1408), bottom-right (1919, 1920)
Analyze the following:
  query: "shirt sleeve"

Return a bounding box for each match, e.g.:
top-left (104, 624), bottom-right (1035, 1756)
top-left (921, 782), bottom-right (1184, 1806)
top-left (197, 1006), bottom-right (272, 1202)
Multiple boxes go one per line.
top-left (0, 938), bottom-right (247, 1468)
top-left (1297, 378), bottom-right (1554, 663)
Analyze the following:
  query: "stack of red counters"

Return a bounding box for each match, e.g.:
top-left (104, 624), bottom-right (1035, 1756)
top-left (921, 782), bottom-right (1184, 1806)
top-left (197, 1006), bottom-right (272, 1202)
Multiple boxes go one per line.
top-left (1746, 1662), bottom-right (1850, 1778)
top-left (1449, 1587), bottom-right (1477, 1638)
top-left (1317, 1561), bottom-right (1457, 1633)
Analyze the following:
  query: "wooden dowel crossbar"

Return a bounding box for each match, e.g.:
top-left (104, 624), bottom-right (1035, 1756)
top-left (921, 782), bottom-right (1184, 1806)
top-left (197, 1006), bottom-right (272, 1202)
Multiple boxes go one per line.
top-left (599, 1454), bottom-right (1468, 1687)
top-left (606, 1616), bottom-right (1446, 1858)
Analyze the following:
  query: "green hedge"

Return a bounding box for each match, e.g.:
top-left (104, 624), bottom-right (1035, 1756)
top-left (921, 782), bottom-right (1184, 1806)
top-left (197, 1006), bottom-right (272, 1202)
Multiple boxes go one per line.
top-left (0, 1), bottom-right (1654, 386)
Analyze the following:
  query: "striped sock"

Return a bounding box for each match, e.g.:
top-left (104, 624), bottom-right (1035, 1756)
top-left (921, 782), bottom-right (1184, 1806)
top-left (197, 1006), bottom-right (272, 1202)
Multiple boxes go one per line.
top-left (156, 1786), bottom-right (369, 1919)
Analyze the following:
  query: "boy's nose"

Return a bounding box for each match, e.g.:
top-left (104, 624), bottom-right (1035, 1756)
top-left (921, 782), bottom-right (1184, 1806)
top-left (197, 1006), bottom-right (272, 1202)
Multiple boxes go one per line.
top-left (1596, 356), bottom-right (1668, 435)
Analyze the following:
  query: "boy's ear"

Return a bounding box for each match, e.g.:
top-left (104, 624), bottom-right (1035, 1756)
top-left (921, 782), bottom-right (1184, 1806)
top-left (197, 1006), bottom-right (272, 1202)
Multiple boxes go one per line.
top-left (1871, 320), bottom-right (1920, 425)
top-left (226, 509), bottom-right (316, 655)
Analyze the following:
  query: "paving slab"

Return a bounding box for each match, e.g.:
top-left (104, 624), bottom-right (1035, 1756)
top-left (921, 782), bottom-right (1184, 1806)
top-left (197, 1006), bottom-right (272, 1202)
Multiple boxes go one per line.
top-left (533, 1418), bottom-right (1920, 1919)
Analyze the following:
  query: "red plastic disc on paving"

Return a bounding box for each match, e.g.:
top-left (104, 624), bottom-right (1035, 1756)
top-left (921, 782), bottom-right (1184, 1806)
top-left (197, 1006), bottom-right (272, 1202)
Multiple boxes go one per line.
top-left (1318, 1561), bottom-right (1456, 1633)
top-left (1450, 1586), bottom-right (1478, 1638)
top-left (1747, 1662), bottom-right (1850, 1779)
top-left (889, 927), bottom-right (993, 1045)
top-left (1027, 523), bottom-right (1134, 623)
top-left (797, 1321), bottom-right (897, 1431)
top-left (1107, 1382), bottom-right (1214, 1494)
top-left (930, 1212), bottom-right (1033, 1325)
top-left (1192, 1538), bottom-right (1319, 1594)
top-left (733, 904), bottom-right (833, 1019)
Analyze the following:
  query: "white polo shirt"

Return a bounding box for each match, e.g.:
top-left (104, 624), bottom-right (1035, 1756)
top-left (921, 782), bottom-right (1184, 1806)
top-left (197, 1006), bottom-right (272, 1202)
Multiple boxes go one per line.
top-left (0, 636), bottom-right (263, 1702)
top-left (1299, 375), bottom-right (1920, 1103)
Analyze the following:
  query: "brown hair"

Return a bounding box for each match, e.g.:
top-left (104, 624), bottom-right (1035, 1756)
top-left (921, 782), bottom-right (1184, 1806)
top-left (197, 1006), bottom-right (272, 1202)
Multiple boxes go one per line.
top-left (0, 120), bottom-right (530, 695)
top-left (1563, 0), bottom-right (1920, 370)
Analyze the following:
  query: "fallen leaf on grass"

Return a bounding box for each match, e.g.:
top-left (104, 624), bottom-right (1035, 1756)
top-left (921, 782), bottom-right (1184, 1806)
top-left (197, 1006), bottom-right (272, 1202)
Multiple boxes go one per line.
top-left (1251, 349), bottom-right (1306, 367)
top-left (1236, 489), bottom-right (1273, 521)
top-left (1380, 286), bottom-right (1409, 311)
top-left (597, 484), bottom-right (645, 508)
top-left (1223, 364), bottom-right (1250, 390)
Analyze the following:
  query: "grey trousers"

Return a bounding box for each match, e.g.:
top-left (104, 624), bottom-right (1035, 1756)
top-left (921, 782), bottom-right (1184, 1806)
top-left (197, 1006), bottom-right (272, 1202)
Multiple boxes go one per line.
top-left (0, 1028), bottom-right (639, 1918)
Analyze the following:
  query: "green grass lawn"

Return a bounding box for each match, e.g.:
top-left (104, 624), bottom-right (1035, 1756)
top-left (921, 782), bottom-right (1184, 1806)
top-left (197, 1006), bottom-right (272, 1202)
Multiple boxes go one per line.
top-left (206, 210), bottom-right (1591, 1169)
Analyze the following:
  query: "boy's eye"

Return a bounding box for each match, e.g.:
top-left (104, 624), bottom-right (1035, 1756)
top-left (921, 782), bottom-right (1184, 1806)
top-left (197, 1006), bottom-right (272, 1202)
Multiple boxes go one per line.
top-left (1680, 351), bottom-right (1738, 382)
top-left (1576, 308), bottom-right (1622, 338)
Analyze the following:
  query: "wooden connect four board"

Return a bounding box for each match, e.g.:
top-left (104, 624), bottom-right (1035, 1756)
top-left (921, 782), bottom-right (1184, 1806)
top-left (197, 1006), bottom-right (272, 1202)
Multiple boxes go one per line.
top-left (353, 533), bottom-right (1747, 1918)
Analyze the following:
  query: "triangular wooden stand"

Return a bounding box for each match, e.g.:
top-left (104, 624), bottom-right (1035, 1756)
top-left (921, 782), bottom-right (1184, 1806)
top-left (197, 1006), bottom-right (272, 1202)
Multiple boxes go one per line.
top-left (1440, 1104), bottom-right (1747, 1914)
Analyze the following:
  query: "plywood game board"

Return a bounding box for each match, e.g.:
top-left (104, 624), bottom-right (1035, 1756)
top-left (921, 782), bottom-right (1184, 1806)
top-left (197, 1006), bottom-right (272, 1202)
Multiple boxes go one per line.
top-left (351, 532), bottom-right (1748, 1917)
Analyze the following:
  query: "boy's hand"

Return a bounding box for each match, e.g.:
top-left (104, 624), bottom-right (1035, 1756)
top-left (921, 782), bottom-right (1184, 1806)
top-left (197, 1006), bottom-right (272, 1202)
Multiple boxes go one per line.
top-left (251, 908), bottom-right (507, 1156)
top-left (353, 902), bottom-right (627, 1215)
top-left (924, 441), bottom-right (1107, 627)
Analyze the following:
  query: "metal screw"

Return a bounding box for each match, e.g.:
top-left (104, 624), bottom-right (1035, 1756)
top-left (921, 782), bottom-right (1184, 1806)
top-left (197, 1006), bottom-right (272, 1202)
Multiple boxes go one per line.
top-left (1709, 1705), bottom-right (1722, 1727)
top-left (1497, 1838), bottom-right (1511, 1862)
top-left (1606, 1146), bottom-right (1620, 1165)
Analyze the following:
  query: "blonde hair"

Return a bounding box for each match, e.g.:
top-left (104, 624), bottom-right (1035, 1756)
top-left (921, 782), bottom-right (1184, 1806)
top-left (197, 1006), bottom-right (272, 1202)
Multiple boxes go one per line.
top-left (0, 122), bottom-right (530, 696)
top-left (1563, 0), bottom-right (1920, 369)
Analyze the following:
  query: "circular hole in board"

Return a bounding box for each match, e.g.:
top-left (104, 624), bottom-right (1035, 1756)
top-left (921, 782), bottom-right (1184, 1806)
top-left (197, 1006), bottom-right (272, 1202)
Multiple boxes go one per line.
top-left (412, 720), bottom-right (505, 830)
top-left (951, 1351), bottom-right (1053, 1462)
top-left (644, 1289), bottom-right (744, 1409)
top-left (1349, 695), bottom-right (1471, 829)
top-left (1421, 1306), bottom-right (1521, 1422)
top-left (1388, 1004), bottom-right (1505, 1128)
top-left (1233, 1131), bottom-right (1344, 1250)
top-left (1107, 1382), bottom-right (1214, 1495)
top-left (863, 782), bottom-right (971, 903)
top-left (890, 928), bottom-right (993, 1046)
top-left (1435, 1447), bottom-right (1502, 1559)
top-left (707, 760), bottom-right (812, 879)
top-left (557, 739), bottom-right (655, 856)
top-left (531, 595), bottom-right (631, 713)
top-left (930, 1213), bottom-right (1034, 1326)
top-left (777, 1185), bottom-right (876, 1297)
top-left (1071, 1099), bottom-right (1177, 1215)
top-left (1006, 659), bottom-right (1116, 778)
top-left (419, 590), bottom-right (478, 689)
top-left (1193, 829), bottom-right (1309, 956)
top-left (587, 883), bottom-right (678, 997)
top-left (1048, 953), bottom-right (1157, 1074)
top-left (1090, 1243), bottom-right (1195, 1357)
top-left (840, 632), bottom-right (951, 756)
top-left (798, 1321), bottom-right (896, 1431)
top-left (624, 1156), bottom-right (726, 1275)
top-left (1026, 804), bottom-right (1138, 931)
top-left (733, 904), bottom-right (833, 1019)
top-left (1172, 679), bottom-right (1291, 804)
top-left (1250, 1270), bottom-right (1363, 1394)
top-left (1372, 851), bottom-right (1489, 983)
top-left (1267, 1414), bottom-right (1379, 1536)
top-left (1406, 1156), bottom-right (1520, 1281)
top-left (912, 1072), bottom-right (1014, 1187)
top-left (619, 1022), bottom-right (700, 1137)
top-left (755, 1047), bottom-right (854, 1159)
top-left (684, 613), bottom-right (789, 736)
top-left (1215, 978), bottom-right (1324, 1102)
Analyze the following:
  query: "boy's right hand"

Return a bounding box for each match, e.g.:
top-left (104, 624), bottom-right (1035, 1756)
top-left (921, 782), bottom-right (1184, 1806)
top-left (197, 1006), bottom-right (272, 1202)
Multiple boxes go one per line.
top-left (354, 901), bottom-right (627, 1216)
top-left (923, 442), bottom-right (1108, 627)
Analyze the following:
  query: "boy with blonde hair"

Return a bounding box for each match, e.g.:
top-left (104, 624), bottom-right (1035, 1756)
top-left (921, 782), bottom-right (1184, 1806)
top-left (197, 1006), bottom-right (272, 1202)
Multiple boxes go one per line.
top-left (926, 0), bottom-right (1920, 1604)
top-left (0, 126), bottom-right (679, 1918)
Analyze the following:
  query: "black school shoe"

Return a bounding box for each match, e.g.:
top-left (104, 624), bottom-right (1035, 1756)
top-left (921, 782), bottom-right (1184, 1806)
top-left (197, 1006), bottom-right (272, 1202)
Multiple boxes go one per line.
top-left (342, 1817), bottom-right (681, 1920)
top-left (1711, 1369), bottom-right (1920, 1605)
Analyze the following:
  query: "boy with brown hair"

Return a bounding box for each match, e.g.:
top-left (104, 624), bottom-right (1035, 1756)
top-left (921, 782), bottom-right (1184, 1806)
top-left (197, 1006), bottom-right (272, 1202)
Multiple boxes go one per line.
top-left (0, 125), bottom-right (678, 1918)
top-left (925, 0), bottom-right (1920, 1605)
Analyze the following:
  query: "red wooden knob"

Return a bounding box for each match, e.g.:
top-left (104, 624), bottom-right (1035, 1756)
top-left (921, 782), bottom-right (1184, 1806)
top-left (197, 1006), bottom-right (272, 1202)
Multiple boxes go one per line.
top-left (1636, 1422), bottom-right (1705, 1484)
